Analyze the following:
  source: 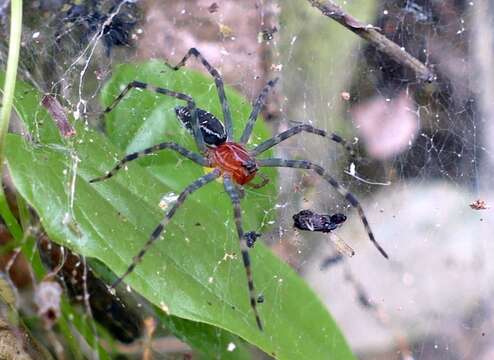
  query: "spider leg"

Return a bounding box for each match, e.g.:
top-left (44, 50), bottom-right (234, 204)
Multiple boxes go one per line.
top-left (223, 175), bottom-right (263, 331)
top-left (257, 158), bottom-right (388, 258)
top-left (251, 124), bottom-right (355, 157)
top-left (89, 142), bottom-right (209, 183)
top-left (102, 80), bottom-right (206, 153)
top-left (111, 169), bottom-right (221, 289)
top-left (239, 78), bottom-right (279, 144)
top-left (168, 48), bottom-right (234, 141)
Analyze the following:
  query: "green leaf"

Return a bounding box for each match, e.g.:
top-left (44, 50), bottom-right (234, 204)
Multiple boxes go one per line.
top-left (1, 70), bottom-right (252, 359)
top-left (4, 63), bottom-right (356, 359)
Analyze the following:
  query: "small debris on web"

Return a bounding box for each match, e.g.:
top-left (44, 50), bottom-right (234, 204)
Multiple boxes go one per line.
top-left (244, 231), bottom-right (261, 248)
top-left (258, 26), bottom-right (278, 42)
top-left (159, 301), bottom-right (170, 314)
top-left (341, 91), bottom-right (351, 101)
top-left (159, 192), bottom-right (179, 210)
top-left (42, 95), bottom-right (76, 138)
top-left (469, 199), bottom-right (488, 210)
top-left (62, 212), bottom-right (82, 237)
top-left (329, 233), bottom-right (355, 257)
top-left (34, 280), bottom-right (63, 329)
top-left (107, 286), bottom-right (116, 296)
top-left (271, 63), bottom-right (283, 72)
top-left (208, 2), bottom-right (219, 13)
top-left (218, 23), bottom-right (234, 38)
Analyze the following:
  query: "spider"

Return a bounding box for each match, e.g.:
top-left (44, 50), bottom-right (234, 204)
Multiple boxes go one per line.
top-left (90, 48), bottom-right (388, 331)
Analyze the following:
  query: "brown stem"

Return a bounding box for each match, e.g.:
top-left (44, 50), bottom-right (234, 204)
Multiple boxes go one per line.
top-left (307, 0), bottom-right (435, 82)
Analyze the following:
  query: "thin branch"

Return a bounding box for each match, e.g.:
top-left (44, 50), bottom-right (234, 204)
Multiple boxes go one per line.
top-left (307, 0), bottom-right (435, 82)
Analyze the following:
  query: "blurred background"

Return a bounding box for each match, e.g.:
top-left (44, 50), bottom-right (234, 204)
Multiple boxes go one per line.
top-left (1, 0), bottom-right (493, 358)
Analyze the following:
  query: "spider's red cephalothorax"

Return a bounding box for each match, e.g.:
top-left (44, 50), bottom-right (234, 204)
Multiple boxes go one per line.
top-left (208, 142), bottom-right (257, 185)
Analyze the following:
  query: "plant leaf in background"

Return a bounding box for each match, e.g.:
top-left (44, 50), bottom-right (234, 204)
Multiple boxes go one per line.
top-left (3, 63), bottom-right (355, 359)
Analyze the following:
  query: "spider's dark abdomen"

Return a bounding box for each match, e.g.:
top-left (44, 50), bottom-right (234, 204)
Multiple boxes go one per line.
top-left (175, 106), bottom-right (227, 146)
top-left (293, 210), bottom-right (346, 233)
top-left (209, 142), bottom-right (258, 185)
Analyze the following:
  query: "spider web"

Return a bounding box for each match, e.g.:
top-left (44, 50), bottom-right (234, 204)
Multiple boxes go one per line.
top-left (1, 0), bottom-right (148, 357)
top-left (1, 0), bottom-right (493, 359)
top-left (280, 1), bottom-right (494, 359)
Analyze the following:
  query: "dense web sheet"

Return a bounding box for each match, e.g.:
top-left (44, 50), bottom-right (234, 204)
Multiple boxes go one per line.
top-left (1, 0), bottom-right (493, 359)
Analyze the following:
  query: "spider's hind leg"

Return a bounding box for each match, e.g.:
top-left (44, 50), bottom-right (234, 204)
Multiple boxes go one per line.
top-left (223, 175), bottom-right (263, 330)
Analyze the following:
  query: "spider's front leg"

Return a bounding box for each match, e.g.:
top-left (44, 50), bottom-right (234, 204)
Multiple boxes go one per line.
top-left (100, 80), bottom-right (207, 153)
top-left (89, 142), bottom-right (209, 183)
top-left (223, 175), bottom-right (263, 330)
top-left (240, 78), bottom-right (279, 144)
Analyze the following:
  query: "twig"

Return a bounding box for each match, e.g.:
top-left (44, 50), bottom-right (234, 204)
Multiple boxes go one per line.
top-left (306, 0), bottom-right (435, 82)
